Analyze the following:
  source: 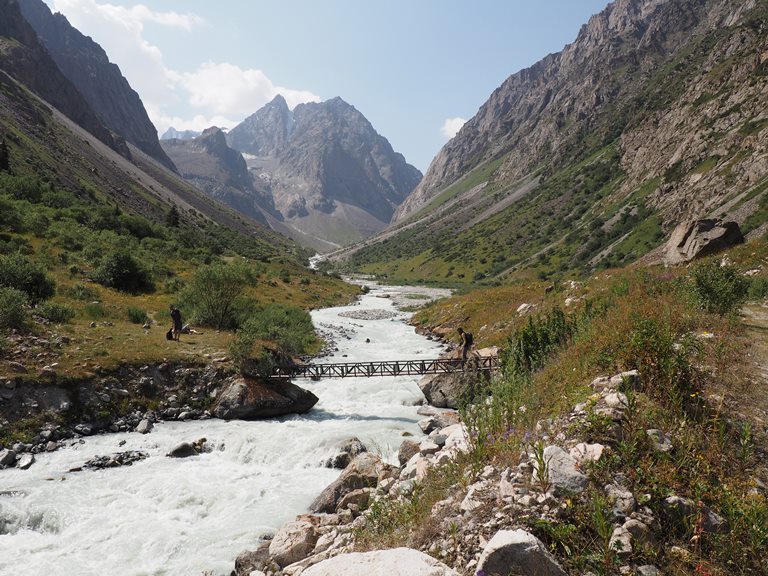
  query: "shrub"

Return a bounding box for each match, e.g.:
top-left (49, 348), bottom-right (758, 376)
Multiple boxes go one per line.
top-left (35, 302), bottom-right (75, 324)
top-left (83, 302), bottom-right (106, 319)
top-left (180, 260), bottom-right (255, 329)
top-left (241, 304), bottom-right (316, 356)
top-left (0, 286), bottom-right (28, 330)
top-left (690, 260), bottom-right (748, 315)
top-left (0, 253), bottom-right (56, 304)
top-left (93, 251), bottom-right (154, 294)
top-left (127, 307), bottom-right (148, 324)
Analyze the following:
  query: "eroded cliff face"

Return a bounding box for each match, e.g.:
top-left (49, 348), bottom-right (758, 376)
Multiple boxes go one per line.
top-left (17, 0), bottom-right (176, 171)
top-left (227, 96), bottom-right (422, 251)
top-left (396, 0), bottom-right (767, 231)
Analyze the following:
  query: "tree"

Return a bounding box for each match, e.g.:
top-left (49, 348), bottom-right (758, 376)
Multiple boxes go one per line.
top-left (93, 251), bottom-right (154, 294)
top-left (0, 253), bottom-right (56, 304)
top-left (180, 260), bottom-right (255, 329)
top-left (166, 204), bottom-right (180, 227)
top-left (0, 139), bottom-right (9, 172)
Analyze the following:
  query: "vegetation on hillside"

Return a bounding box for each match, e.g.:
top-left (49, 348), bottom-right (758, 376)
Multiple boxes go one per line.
top-left (355, 246), bottom-right (768, 575)
top-left (0, 171), bottom-right (359, 381)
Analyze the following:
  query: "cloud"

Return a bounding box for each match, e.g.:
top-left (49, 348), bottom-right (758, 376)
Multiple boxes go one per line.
top-left (170, 62), bottom-right (321, 119)
top-left (50, 0), bottom-right (320, 135)
top-left (441, 117), bottom-right (467, 139)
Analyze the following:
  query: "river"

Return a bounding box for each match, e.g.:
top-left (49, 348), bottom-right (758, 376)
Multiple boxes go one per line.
top-left (0, 282), bottom-right (450, 576)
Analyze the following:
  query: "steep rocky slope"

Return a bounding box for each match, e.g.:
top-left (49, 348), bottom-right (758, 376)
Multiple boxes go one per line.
top-left (340, 0), bottom-right (768, 283)
top-left (226, 95), bottom-right (422, 251)
top-left (0, 0), bottom-right (125, 157)
top-left (162, 127), bottom-right (277, 227)
top-left (17, 0), bottom-right (176, 171)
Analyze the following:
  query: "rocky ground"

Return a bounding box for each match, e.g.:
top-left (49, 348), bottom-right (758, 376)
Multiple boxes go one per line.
top-left (230, 367), bottom-right (740, 576)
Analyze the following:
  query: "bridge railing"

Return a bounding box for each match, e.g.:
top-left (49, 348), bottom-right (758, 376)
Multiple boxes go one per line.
top-left (272, 355), bottom-right (500, 380)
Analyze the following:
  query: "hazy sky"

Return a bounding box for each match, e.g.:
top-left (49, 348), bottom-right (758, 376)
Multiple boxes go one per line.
top-left (44, 0), bottom-right (611, 172)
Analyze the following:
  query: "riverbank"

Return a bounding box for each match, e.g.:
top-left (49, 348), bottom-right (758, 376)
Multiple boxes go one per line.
top-left (0, 281), bottom-right (451, 575)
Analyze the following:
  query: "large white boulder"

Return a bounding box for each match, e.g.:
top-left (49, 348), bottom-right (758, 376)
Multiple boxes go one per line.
top-left (268, 520), bottom-right (319, 568)
top-left (301, 548), bottom-right (458, 576)
top-left (477, 529), bottom-right (567, 576)
top-left (533, 445), bottom-right (588, 494)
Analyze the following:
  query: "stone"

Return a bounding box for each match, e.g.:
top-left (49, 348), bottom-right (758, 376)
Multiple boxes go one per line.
top-left (398, 439), bottom-right (420, 466)
top-left (310, 453), bottom-right (387, 513)
top-left (325, 437), bottom-right (367, 469)
top-left (569, 442), bottom-right (605, 463)
top-left (135, 419), bottom-right (153, 434)
top-left (534, 446), bottom-right (588, 494)
top-left (609, 525), bottom-right (632, 556)
top-left (664, 219), bottom-right (744, 265)
top-left (301, 548), bottom-right (458, 576)
top-left (605, 483), bottom-right (636, 514)
top-left (336, 488), bottom-right (371, 512)
top-left (269, 520), bottom-right (319, 568)
top-left (17, 453), bottom-right (35, 470)
top-left (637, 566), bottom-right (660, 576)
top-left (418, 369), bottom-right (487, 409)
top-left (419, 441), bottom-right (440, 456)
top-left (646, 429), bottom-right (673, 453)
top-left (477, 529), bottom-right (567, 576)
top-left (0, 449), bottom-right (17, 468)
top-left (234, 540), bottom-right (271, 576)
top-left (623, 519), bottom-right (653, 544)
top-left (212, 377), bottom-right (318, 420)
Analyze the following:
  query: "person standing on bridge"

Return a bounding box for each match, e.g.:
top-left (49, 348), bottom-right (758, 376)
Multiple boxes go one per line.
top-left (457, 327), bottom-right (473, 366)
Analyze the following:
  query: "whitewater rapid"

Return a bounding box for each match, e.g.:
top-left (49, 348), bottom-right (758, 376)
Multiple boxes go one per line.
top-left (0, 283), bottom-right (448, 576)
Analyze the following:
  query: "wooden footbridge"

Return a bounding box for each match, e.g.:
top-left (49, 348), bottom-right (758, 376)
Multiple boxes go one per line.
top-left (272, 355), bottom-right (500, 380)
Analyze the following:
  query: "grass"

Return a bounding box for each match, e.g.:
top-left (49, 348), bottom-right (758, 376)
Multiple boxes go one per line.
top-left (354, 246), bottom-right (768, 574)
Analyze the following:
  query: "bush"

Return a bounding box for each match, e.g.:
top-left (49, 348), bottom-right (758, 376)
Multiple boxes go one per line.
top-left (66, 283), bottom-right (100, 301)
top-left (690, 261), bottom-right (749, 315)
top-left (243, 304), bottom-right (317, 356)
top-left (93, 251), bottom-right (154, 294)
top-left (0, 253), bottom-right (56, 304)
top-left (35, 302), bottom-right (75, 324)
top-left (0, 287), bottom-right (28, 330)
top-left (127, 307), bottom-right (148, 324)
top-left (83, 302), bottom-right (106, 319)
top-left (180, 260), bottom-right (255, 329)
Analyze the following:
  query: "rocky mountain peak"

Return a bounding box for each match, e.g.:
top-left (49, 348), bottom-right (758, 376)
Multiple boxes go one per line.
top-left (227, 94), bottom-right (293, 157)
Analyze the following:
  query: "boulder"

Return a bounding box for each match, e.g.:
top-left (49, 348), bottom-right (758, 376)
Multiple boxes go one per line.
top-left (533, 446), bottom-right (588, 494)
top-left (310, 453), bottom-right (390, 513)
top-left (0, 449), bottom-right (17, 468)
top-left (664, 219), bottom-right (743, 265)
top-left (324, 437), bottom-right (367, 469)
top-left (135, 419), bottom-right (153, 434)
top-left (167, 442), bottom-right (198, 458)
top-left (418, 362), bottom-right (488, 409)
top-left (301, 548), bottom-right (458, 576)
top-left (212, 377), bottom-right (318, 420)
top-left (234, 541), bottom-right (271, 576)
top-left (398, 439), bottom-right (420, 466)
top-left (269, 520), bottom-right (319, 568)
top-left (17, 453), bottom-right (35, 470)
top-left (477, 529), bottom-right (567, 576)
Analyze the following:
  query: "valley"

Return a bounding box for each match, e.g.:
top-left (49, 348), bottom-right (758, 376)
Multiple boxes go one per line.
top-left (1, 0), bottom-right (768, 575)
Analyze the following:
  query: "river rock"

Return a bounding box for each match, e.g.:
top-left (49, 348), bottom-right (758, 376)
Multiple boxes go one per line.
top-left (82, 451), bottom-right (148, 470)
top-left (269, 520), bottom-right (319, 568)
top-left (17, 453), bottom-right (35, 470)
top-left (166, 441), bottom-right (202, 458)
top-left (301, 548), bottom-right (458, 576)
top-left (477, 529), bottom-right (567, 576)
top-left (310, 453), bottom-right (391, 513)
top-left (398, 439), bottom-right (420, 466)
top-left (324, 437), bottom-right (367, 469)
top-left (418, 369), bottom-right (486, 409)
top-left (135, 419), bottom-right (153, 434)
top-left (664, 219), bottom-right (744, 265)
top-left (0, 449), bottom-right (17, 468)
top-left (212, 377), bottom-right (318, 420)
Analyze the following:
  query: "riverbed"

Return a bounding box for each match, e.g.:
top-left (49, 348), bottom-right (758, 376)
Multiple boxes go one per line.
top-left (0, 283), bottom-right (450, 576)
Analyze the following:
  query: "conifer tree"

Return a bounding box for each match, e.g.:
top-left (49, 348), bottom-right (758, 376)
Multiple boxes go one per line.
top-left (166, 204), bottom-right (180, 227)
top-left (0, 139), bottom-right (9, 172)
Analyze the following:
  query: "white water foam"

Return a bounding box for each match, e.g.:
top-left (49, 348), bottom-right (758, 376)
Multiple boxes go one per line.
top-left (0, 286), bottom-right (447, 576)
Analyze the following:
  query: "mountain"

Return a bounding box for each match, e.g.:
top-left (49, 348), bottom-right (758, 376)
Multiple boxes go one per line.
top-left (161, 127), bottom-right (202, 141)
top-left (337, 0), bottom-right (768, 282)
top-left (226, 96), bottom-right (422, 251)
top-left (0, 0), bottom-right (126, 157)
top-left (161, 127), bottom-right (278, 228)
top-left (17, 0), bottom-right (176, 172)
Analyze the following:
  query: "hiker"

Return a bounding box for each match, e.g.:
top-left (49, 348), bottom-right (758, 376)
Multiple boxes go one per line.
top-left (457, 327), bottom-right (473, 364)
top-left (170, 305), bottom-right (182, 341)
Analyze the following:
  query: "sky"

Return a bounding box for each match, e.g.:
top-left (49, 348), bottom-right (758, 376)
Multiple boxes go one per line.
top-left (43, 0), bottom-right (611, 172)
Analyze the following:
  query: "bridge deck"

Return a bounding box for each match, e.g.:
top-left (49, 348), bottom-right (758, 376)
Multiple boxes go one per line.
top-left (273, 355), bottom-right (499, 379)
